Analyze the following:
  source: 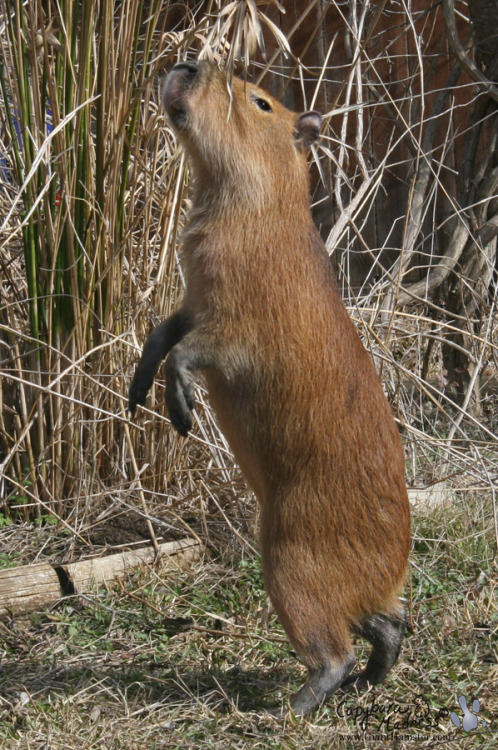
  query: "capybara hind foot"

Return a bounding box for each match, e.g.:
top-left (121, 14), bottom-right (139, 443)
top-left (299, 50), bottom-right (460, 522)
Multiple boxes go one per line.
top-left (342, 612), bottom-right (406, 691)
top-left (286, 654), bottom-right (356, 716)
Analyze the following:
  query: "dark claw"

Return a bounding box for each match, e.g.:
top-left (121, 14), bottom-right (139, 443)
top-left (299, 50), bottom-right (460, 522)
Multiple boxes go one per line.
top-left (128, 379), bottom-right (150, 415)
top-left (169, 405), bottom-right (192, 437)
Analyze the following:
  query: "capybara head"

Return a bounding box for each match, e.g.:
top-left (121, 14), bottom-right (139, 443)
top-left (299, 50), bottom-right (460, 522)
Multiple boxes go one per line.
top-left (162, 61), bottom-right (321, 204)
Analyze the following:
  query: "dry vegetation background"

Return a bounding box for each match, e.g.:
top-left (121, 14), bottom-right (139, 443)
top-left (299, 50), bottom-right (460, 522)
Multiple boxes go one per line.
top-left (0, 1), bottom-right (497, 748)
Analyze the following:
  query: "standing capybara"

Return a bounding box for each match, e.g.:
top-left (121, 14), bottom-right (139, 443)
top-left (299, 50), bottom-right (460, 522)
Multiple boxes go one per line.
top-left (129, 61), bottom-right (410, 716)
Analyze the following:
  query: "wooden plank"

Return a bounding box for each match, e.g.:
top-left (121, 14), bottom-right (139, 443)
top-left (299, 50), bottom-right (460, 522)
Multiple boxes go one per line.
top-left (0, 538), bottom-right (201, 618)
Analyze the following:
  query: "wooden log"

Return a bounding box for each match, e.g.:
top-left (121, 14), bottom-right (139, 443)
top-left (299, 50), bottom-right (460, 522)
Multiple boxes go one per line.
top-left (0, 563), bottom-right (62, 618)
top-left (0, 538), bottom-right (201, 618)
top-left (60, 538), bottom-right (201, 593)
top-left (408, 482), bottom-right (454, 512)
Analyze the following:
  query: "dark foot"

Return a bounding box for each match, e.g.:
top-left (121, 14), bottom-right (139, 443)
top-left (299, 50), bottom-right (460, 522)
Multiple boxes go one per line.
top-left (289, 654), bottom-right (356, 716)
top-left (345, 611), bottom-right (406, 689)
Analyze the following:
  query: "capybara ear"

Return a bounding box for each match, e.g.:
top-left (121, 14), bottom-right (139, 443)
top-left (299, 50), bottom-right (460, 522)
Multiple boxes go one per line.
top-left (295, 111), bottom-right (322, 147)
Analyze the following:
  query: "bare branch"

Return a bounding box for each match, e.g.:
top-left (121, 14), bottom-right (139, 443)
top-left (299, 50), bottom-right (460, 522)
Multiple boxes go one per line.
top-left (442, 0), bottom-right (498, 105)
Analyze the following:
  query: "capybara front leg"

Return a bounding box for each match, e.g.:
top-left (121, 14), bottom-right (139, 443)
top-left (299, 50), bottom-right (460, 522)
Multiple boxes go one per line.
top-left (165, 335), bottom-right (214, 436)
top-left (129, 310), bottom-right (191, 414)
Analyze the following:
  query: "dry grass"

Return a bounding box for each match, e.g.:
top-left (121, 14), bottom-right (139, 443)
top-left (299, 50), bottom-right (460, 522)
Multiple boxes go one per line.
top-left (0, 499), bottom-right (497, 748)
top-left (0, 1), bottom-right (497, 747)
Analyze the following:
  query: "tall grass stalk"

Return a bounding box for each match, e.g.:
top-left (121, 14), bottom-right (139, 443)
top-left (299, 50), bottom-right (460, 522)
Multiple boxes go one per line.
top-left (0, 0), bottom-right (174, 520)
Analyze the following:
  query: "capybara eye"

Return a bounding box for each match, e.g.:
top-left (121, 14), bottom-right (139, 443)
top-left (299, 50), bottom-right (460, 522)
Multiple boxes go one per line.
top-left (253, 96), bottom-right (272, 113)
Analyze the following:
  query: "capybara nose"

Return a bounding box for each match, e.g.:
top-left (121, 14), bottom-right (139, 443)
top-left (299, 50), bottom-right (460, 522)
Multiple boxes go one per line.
top-left (172, 61), bottom-right (199, 78)
top-left (163, 62), bottom-right (199, 115)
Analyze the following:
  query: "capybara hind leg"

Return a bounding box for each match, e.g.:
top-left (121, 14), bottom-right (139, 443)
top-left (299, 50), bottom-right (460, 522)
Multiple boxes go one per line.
top-left (289, 653), bottom-right (356, 716)
top-left (343, 611), bottom-right (406, 690)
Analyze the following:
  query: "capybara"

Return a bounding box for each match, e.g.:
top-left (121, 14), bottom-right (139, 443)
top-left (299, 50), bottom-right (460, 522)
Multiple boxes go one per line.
top-left (129, 61), bottom-right (411, 716)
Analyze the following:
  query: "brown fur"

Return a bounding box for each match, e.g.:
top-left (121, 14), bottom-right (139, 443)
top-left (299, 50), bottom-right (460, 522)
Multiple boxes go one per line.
top-left (129, 61), bottom-right (411, 715)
